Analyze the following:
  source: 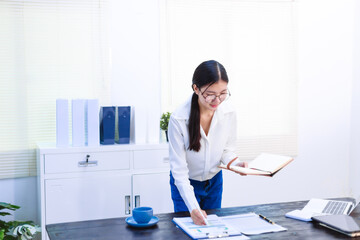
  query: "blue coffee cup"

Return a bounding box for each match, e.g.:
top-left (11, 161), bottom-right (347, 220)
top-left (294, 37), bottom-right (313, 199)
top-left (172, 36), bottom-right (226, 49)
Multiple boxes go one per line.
top-left (132, 207), bottom-right (153, 224)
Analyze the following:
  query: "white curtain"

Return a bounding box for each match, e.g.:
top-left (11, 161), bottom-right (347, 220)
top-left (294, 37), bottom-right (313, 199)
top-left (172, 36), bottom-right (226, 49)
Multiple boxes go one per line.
top-left (0, 0), bottom-right (111, 179)
top-left (160, 0), bottom-right (297, 159)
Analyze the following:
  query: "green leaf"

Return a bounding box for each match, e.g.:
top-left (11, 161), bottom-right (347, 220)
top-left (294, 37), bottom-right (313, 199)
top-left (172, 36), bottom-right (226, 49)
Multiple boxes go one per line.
top-left (0, 213), bottom-right (11, 216)
top-left (7, 221), bottom-right (34, 228)
top-left (0, 229), bottom-right (4, 240)
top-left (0, 203), bottom-right (40, 240)
top-left (3, 236), bottom-right (16, 240)
top-left (0, 203), bottom-right (20, 211)
top-left (0, 220), bottom-right (7, 229)
top-left (160, 112), bottom-right (171, 131)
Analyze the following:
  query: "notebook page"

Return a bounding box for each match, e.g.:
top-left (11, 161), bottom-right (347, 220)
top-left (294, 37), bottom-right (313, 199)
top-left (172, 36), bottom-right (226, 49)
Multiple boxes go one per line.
top-left (221, 213), bottom-right (287, 235)
top-left (249, 153), bottom-right (292, 173)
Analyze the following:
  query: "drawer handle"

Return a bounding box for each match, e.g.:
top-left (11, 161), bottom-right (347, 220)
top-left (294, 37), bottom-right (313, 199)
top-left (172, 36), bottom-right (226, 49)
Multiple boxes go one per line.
top-left (135, 195), bottom-right (140, 208)
top-left (125, 195), bottom-right (131, 215)
top-left (78, 154), bottom-right (98, 167)
top-left (163, 157), bottom-right (169, 163)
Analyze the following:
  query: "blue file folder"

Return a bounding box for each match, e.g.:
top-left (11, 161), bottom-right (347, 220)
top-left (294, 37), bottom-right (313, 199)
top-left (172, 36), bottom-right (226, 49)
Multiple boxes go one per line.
top-left (100, 106), bottom-right (115, 145)
top-left (116, 106), bottom-right (131, 144)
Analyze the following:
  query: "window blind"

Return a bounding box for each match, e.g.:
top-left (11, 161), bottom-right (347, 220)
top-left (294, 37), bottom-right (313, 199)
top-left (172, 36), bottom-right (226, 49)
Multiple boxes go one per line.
top-left (160, 0), bottom-right (297, 160)
top-left (0, 0), bottom-right (111, 179)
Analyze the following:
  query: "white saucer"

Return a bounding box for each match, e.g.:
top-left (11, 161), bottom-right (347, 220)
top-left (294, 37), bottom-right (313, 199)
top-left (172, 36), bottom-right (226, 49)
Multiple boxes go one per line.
top-left (125, 216), bottom-right (159, 228)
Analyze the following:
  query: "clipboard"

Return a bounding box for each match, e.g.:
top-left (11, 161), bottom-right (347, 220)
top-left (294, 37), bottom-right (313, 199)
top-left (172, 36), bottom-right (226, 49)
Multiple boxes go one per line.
top-left (172, 214), bottom-right (249, 239)
top-left (173, 212), bottom-right (287, 239)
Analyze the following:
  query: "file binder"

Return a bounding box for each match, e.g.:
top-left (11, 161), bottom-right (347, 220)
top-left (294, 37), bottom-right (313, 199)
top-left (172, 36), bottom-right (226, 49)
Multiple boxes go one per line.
top-left (116, 106), bottom-right (131, 144)
top-left (56, 99), bottom-right (69, 147)
top-left (100, 106), bottom-right (115, 145)
top-left (86, 99), bottom-right (100, 146)
top-left (134, 106), bottom-right (147, 144)
top-left (72, 99), bottom-right (86, 147)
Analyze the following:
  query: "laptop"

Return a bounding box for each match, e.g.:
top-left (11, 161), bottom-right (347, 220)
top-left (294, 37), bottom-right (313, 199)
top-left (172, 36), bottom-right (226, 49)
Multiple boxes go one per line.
top-left (312, 214), bottom-right (360, 237)
top-left (285, 197), bottom-right (360, 222)
top-left (303, 198), bottom-right (356, 215)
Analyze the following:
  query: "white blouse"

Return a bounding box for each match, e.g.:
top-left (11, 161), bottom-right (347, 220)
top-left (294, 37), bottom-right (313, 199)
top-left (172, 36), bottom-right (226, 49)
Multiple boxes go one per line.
top-left (168, 95), bottom-right (238, 212)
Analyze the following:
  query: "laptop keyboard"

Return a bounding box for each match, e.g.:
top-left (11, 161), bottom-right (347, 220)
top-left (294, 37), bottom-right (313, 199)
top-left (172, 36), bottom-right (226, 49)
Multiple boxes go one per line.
top-left (322, 201), bottom-right (348, 214)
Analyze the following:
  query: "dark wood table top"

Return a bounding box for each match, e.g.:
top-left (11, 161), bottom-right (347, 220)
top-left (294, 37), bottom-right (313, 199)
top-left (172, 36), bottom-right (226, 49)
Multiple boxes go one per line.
top-left (47, 198), bottom-right (360, 240)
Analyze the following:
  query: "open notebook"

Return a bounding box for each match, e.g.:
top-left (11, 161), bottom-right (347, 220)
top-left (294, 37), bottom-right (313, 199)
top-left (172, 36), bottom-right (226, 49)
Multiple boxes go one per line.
top-left (286, 198), bottom-right (359, 222)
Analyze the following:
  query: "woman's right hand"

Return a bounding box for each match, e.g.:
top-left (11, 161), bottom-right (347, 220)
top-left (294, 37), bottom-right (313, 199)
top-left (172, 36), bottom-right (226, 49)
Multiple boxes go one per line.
top-left (235, 161), bottom-right (248, 176)
top-left (190, 209), bottom-right (208, 225)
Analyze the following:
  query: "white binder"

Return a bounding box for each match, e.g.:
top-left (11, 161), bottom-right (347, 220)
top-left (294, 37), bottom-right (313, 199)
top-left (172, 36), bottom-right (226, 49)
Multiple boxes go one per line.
top-left (86, 99), bottom-right (100, 146)
top-left (72, 99), bottom-right (86, 147)
top-left (56, 99), bottom-right (69, 147)
top-left (134, 105), bottom-right (147, 144)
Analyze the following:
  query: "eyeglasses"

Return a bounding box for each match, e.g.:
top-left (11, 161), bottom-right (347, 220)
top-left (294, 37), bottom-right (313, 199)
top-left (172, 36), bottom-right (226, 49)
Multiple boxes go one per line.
top-left (200, 89), bottom-right (231, 103)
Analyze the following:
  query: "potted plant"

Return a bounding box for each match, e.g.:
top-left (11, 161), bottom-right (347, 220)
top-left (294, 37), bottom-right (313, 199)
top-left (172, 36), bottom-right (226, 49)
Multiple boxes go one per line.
top-left (160, 112), bottom-right (171, 142)
top-left (0, 202), bottom-right (40, 240)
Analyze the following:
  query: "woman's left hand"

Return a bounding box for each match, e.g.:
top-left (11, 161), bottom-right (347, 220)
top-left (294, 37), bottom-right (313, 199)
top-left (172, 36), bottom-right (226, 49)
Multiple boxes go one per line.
top-left (235, 161), bottom-right (248, 176)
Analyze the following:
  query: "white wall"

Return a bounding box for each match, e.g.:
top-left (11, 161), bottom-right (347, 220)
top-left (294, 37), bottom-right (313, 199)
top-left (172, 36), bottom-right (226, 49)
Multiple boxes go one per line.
top-left (295, 0), bottom-right (354, 200)
top-left (0, 177), bottom-right (38, 223)
top-left (109, 0), bottom-right (162, 144)
top-left (350, 0), bottom-right (360, 198)
top-left (0, 0), bottom-right (358, 225)
top-left (223, 0), bottom-right (355, 207)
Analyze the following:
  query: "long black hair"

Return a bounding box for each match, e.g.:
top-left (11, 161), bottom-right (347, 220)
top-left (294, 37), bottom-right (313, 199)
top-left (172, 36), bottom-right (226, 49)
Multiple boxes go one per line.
top-left (188, 60), bottom-right (229, 152)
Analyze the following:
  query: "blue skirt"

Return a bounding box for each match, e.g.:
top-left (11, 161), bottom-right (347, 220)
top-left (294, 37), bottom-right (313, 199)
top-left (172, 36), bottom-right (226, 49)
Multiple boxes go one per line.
top-left (169, 171), bottom-right (223, 212)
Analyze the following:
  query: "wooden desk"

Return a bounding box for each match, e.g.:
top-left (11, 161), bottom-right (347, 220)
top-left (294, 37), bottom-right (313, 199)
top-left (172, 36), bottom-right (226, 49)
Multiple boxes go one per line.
top-left (46, 199), bottom-right (360, 240)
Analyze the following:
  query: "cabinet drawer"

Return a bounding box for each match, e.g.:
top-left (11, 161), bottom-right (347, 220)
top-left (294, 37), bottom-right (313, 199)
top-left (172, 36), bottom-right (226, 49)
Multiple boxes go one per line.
top-left (45, 151), bottom-right (130, 174)
top-left (133, 149), bottom-right (169, 169)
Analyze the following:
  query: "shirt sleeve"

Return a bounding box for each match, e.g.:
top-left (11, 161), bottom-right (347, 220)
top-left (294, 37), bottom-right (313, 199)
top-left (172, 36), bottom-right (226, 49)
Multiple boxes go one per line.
top-left (220, 112), bottom-right (238, 165)
top-left (168, 116), bottom-right (199, 212)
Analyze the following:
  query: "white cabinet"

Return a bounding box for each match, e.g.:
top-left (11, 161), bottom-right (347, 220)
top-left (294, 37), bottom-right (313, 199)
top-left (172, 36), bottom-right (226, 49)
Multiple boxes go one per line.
top-left (133, 149), bottom-right (169, 169)
top-left (132, 172), bottom-right (173, 214)
top-left (45, 174), bottom-right (131, 224)
top-left (37, 144), bottom-right (172, 240)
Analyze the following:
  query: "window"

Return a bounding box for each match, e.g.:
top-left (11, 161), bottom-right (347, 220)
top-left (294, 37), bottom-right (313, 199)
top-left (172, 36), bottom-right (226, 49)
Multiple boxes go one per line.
top-left (0, 0), bottom-right (110, 179)
top-left (160, 0), bottom-right (297, 159)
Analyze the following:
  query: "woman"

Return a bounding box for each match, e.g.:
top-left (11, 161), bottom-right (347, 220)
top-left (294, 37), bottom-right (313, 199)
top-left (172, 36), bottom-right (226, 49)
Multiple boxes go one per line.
top-left (168, 60), bottom-right (247, 225)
